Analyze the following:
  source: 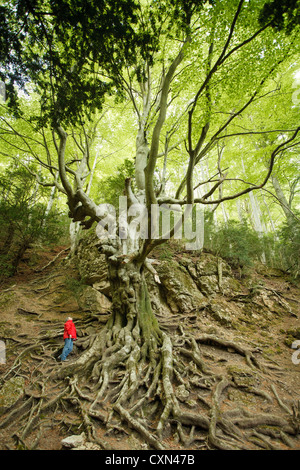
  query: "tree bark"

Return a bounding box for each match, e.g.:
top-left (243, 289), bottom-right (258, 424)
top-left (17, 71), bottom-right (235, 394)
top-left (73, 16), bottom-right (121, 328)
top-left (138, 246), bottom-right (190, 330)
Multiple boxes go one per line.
top-left (271, 174), bottom-right (294, 227)
top-left (105, 254), bottom-right (162, 351)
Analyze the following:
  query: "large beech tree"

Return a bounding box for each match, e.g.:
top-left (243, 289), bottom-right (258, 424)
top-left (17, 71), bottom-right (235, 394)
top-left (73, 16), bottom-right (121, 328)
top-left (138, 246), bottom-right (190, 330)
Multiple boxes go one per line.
top-left (1, 0), bottom-right (300, 450)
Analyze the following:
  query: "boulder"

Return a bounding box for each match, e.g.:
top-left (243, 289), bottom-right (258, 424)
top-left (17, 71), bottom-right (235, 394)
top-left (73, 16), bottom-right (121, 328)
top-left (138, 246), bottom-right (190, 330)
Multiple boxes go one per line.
top-left (183, 253), bottom-right (239, 296)
top-left (209, 303), bottom-right (232, 326)
top-left (196, 275), bottom-right (219, 296)
top-left (78, 286), bottom-right (111, 313)
top-left (156, 260), bottom-right (205, 313)
top-left (208, 298), bottom-right (241, 327)
top-left (0, 377), bottom-right (25, 415)
top-left (61, 433), bottom-right (86, 449)
top-left (61, 433), bottom-right (101, 450)
top-left (92, 280), bottom-right (111, 297)
top-left (284, 327), bottom-right (300, 347)
top-left (75, 234), bottom-right (110, 290)
top-left (195, 253), bottom-right (232, 277)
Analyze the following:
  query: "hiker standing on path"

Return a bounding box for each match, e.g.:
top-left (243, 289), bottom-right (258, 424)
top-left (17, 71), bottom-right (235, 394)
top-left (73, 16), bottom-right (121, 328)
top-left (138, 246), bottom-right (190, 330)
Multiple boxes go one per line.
top-left (60, 317), bottom-right (77, 362)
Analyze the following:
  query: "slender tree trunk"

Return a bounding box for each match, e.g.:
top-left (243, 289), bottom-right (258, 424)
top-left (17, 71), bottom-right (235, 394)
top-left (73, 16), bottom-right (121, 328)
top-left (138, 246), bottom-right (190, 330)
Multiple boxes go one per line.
top-left (69, 221), bottom-right (81, 255)
top-left (8, 236), bottom-right (32, 275)
top-left (236, 198), bottom-right (244, 223)
top-left (41, 180), bottom-right (58, 229)
top-left (260, 189), bottom-right (276, 232)
top-left (271, 174), bottom-right (294, 227)
top-left (135, 79), bottom-right (151, 192)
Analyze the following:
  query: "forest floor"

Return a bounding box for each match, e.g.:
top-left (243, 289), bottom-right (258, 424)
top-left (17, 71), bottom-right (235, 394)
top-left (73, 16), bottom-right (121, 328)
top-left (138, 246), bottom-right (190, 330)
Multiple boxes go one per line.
top-left (0, 243), bottom-right (300, 451)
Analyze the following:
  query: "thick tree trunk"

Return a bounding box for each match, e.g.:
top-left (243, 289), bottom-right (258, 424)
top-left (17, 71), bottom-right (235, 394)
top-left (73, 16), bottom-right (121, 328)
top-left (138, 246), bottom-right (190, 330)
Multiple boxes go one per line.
top-left (107, 257), bottom-right (161, 349)
top-left (60, 249), bottom-right (162, 379)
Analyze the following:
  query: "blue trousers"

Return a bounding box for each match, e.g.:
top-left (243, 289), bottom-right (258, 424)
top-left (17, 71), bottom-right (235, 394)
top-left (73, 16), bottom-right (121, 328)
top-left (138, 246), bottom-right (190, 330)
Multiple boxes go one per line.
top-left (61, 338), bottom-right (73, 361)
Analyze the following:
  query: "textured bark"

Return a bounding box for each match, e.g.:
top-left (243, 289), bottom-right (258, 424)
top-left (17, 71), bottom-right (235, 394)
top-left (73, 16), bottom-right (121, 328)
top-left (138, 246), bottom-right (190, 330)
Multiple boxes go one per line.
top-left (271, 174), bottom-right (295, 227)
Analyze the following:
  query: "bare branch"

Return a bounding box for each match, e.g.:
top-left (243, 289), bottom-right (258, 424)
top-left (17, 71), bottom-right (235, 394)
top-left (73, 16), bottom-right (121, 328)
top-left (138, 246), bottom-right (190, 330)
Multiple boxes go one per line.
top-left (162, 128), bottom-right (300, 206)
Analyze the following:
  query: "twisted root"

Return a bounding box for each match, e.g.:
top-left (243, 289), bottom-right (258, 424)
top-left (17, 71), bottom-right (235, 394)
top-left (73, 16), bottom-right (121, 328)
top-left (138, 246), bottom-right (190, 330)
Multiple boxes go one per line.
top-left (1, 311), bottom-right (299, 451)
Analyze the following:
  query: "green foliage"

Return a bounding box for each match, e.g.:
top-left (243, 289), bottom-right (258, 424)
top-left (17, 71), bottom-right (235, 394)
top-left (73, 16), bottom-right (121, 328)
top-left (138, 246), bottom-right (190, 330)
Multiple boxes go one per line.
top-left (276, 216), bottom-right (300, 277)
top-left (259, 0), bottom-right (300, 34)
top-left (0, 0), bottom-right (299, 270)
top-left (204, 217), bottom-right (265, 267)
top-left (0, 0), bottom-right (143, 125)
top-left (0, 0), bottom-right (211, 126)
top-left (203, 213), bottom-right (300, 278)
top-left (63, 277), bottom-right (86, 300)
top-left (96, 158), bottom-right (135, 206)
top-left (0, 163), bottom-right (68, 277)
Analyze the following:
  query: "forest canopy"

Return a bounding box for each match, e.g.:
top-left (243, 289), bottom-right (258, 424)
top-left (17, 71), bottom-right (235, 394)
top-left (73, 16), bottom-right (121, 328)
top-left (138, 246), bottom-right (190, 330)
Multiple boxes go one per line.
top-left (0, 0), bottom-right (299, 276)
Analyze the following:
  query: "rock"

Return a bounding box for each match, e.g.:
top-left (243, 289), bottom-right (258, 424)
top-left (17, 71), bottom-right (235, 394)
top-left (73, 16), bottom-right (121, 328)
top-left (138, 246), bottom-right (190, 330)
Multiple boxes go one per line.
top-left (255, 263), bottom-right (284, 278)
top-left (75, 233), bottom-right (110, 289)
top-left (176, 384), bottom-right (190, 402)
top-left (73, 442), bottom-right (101, 450)
top-left (0, 377), bottom-right (25, 415)
top-left (209, 300), bottom-right (234, 326)
top-left (221, 277), bottom-right (242, 296)
top-left (227, 365), bottom-right (259, 388)
top-left (195, 253), bottom-right (232, 277)
top-left (92, 280), bottom-right (111, 297)
top-left (184, 253), bottom-right (239, 296)
top-left (284, 327), bottom-right (300, 347)
top-left (78, 286), bottom-right (111, 313)
top-left (156, 260), bottom-right (205, 313)
top-left (61, 432), bottom-right (86, 448)
top-left (196, 275), bottom-right (219, 296)
top-left (286, 327), bottom-right (300, 339)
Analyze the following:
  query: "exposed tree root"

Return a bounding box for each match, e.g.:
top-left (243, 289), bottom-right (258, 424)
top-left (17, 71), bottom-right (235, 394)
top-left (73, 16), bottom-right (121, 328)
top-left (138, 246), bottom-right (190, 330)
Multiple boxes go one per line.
top-left (1, 304), bottom-right (300, 451)
top-left (1, 247), bottom-right (299, 450)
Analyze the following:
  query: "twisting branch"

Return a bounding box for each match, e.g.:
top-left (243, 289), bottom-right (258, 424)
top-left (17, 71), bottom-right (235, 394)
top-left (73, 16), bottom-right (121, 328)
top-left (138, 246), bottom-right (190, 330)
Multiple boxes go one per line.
top-left (145, 37), bottom-right (191, 207)
top-left (171, 127), bottom-right (300, 207)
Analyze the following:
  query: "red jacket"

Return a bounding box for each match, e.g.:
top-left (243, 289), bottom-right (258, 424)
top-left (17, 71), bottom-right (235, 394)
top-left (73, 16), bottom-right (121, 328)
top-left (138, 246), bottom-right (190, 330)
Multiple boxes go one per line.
top-left (63, 320), bottom-right (77, 340)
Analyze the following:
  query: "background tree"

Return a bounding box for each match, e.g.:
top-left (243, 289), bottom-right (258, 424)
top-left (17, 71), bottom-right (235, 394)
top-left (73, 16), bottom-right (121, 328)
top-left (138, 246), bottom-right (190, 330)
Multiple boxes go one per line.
top-left (0, 161), bottom-right (67, 278)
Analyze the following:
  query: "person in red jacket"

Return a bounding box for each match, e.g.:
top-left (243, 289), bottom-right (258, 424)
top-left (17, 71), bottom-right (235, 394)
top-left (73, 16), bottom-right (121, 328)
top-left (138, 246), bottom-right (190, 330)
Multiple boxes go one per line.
top-left (59, 317), bottom-right (77, 362)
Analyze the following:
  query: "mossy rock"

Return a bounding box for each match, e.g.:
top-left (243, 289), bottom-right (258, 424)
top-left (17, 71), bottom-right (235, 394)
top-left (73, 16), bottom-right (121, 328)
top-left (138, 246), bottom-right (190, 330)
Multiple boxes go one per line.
top-left (283, 327), bottom-right (300, 347)
top-left (197, 275), bottom-right (219, 296)
top-left (0, 377), bottom-right (25, 415)
top-left (75, 233), bottom-right (109, 286)
top-left (227, 365), bottom-right (259, 388)
top-left (78, 286), bottom-right (111, 313)
top-left (286, 327), bottom-right (300, 340)
top-left (195, 253), bottom-right (232, 277)
top-left (156, 260), bottom-right (205, 313)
